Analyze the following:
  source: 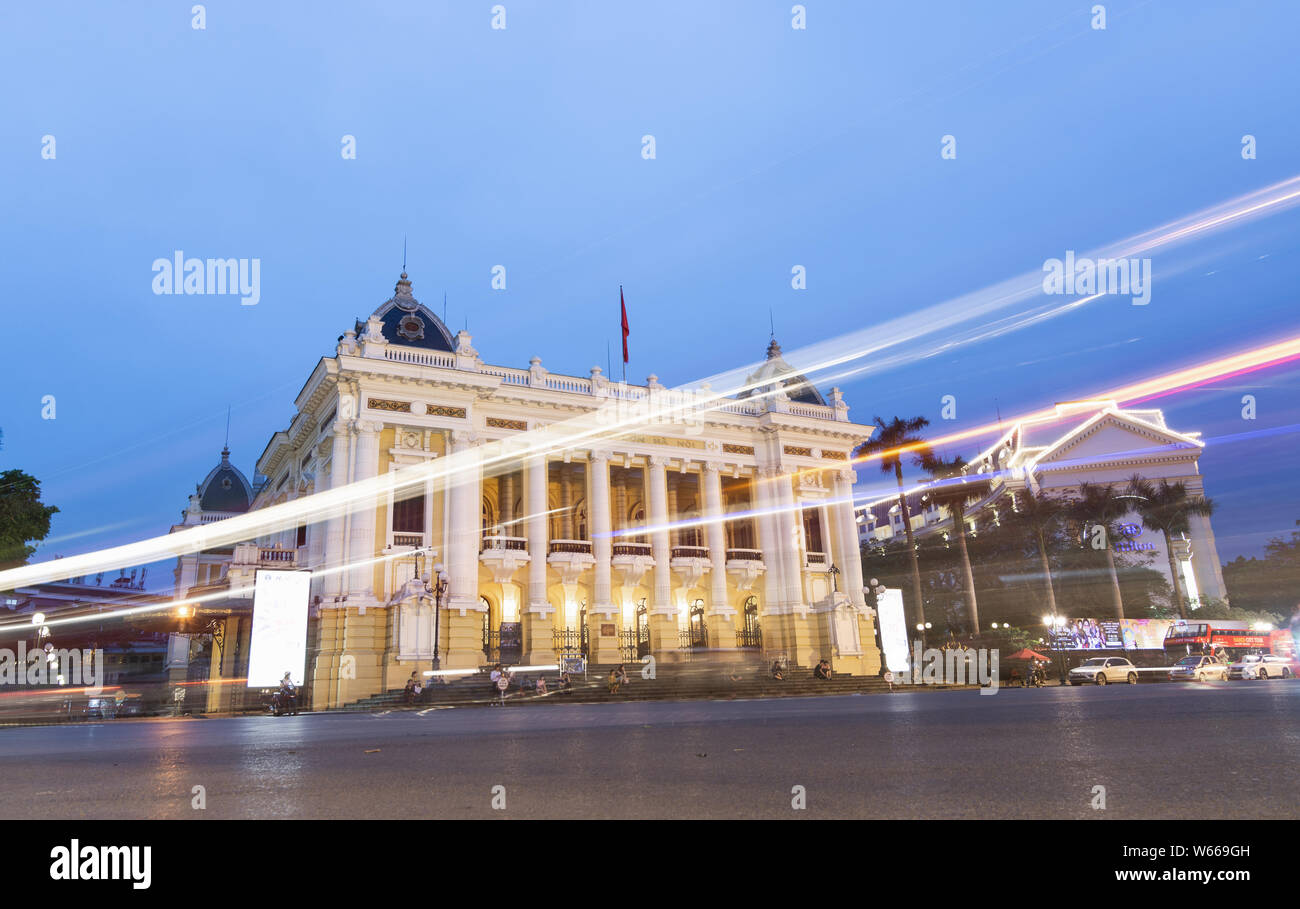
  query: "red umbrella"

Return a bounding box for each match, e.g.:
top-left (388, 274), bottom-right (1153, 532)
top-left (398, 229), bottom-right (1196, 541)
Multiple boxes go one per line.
top-left (1005, 648), bottom-right (1050, 661)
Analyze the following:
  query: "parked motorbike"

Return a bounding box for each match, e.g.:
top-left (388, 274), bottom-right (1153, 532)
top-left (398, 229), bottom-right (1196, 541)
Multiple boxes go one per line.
top-left (266, 684), bottom-right (299, 716)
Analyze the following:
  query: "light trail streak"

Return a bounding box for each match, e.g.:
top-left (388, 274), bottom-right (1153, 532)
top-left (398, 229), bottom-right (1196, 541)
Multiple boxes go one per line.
top-left (3, 179), bottom-right (1299, 592)
top-left (846, 333), bottom-right (1300, 472)
top-left (0, 545), bottom-right (429, 637)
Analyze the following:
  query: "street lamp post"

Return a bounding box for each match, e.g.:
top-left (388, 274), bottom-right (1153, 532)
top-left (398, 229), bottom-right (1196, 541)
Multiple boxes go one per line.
top-left (415, 551), bottom-right (449, 672)
top-left (1043, 611), bottom-right (1068, 685)
top-left (915, 621), bottom-right (932, 649)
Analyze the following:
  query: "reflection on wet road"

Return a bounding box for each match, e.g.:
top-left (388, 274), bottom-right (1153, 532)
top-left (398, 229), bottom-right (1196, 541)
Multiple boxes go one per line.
top-left (1, 684), bottom-right (1296, 818)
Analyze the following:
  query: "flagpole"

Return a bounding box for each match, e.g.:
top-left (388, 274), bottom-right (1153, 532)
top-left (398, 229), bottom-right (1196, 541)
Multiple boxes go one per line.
top-left (620, 285), bottom-right (627, 385)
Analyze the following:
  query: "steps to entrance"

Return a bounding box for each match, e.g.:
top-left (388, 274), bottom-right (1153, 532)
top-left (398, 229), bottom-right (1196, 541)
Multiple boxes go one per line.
top-left (344, 658), bottom-right (893, 712)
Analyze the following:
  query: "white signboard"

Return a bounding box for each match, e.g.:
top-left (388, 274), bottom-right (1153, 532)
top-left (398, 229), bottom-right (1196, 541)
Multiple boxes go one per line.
top-left (876, 587), bottom-right (911, 674)
top-left (246, 569), bottom-right (311, 688)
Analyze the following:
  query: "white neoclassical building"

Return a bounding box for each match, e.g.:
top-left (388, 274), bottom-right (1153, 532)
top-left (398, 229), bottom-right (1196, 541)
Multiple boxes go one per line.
top-left (858, 401), bottom-right (1227, 606)
top-left (180, 272), bottom-right (882, 708)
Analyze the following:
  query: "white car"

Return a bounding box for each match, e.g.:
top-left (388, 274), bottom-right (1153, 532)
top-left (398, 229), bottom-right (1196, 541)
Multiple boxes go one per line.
top-left (1228, 653), bottom-right (1293, 680)
top-left (1168, 654), bottom-right (1229, 682)
top-left (1068, 657), bottom-right (1139, 686)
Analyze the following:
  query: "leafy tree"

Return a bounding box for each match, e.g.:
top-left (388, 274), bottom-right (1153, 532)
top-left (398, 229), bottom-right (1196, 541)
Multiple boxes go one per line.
top-left (0, 469), bottom-right (59, 573)
top-left (1068, 482), bottom-right (1132, 621)
top-left (1127, 475), bottom-right (1214, 620)
top-left (1223, 521), bottom-right (1300, 617)
top-left (920, 454), bottom-right (991, 632)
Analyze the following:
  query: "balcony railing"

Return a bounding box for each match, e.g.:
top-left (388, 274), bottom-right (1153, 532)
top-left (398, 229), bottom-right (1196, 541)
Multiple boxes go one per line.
top-left (549, 540), bottom-right (593, 555)
top-left (392, 533), bottom-right (425, 548)
top-left (612, 542), bottom-right (653, 557)
top-left (726, 548), bottom-right (763, 562)
top-left (368, 341), bottom-right (846, 421)
top-left (670, 546), bottom-right (709, 560)
top-left (481, 535), bottom-right (528, 552)
top-left (804, 551), bottom-right (828, 566)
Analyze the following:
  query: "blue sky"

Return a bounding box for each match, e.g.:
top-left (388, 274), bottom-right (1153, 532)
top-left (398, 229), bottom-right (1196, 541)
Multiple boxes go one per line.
top-left (1, 0), bottom-right (1298, 583)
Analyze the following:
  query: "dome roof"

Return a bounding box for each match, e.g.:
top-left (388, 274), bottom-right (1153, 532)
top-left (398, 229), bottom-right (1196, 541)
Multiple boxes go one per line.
top-left (736, 338), bottom-right (827, 406)
top-left (357, 272), bottom-right (456, 352)
top-left (197, 447), bottom-right (253, 513)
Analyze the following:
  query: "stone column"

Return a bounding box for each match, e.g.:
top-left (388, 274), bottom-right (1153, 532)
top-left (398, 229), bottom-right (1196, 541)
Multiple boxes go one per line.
top-left (347, 420), bottom-right (381, 601)
top-left (702, 462), bottom-right (736, 643)
top-left (666, 477), bottom-right (679, 548)
top-left (324, 420), bottom-right (350, 599)
top-left (776, 474), bottom-right (806, 608)
top-left (1184, 477), bottom-right (1227, 602)
top-left (776, 469), bottom-right (815, 666)
top-left (587, 451), bottom-right (621, 664)
top-left (834, 470), bottom-right (867, 608)
top-left (559, 466), bottom-right (574, 540)
top-left (754, 467), bottom-right (790, 657)
top-left (522, 453), bottom-right (555, 663)
top-left (444, 430), bottom-right (486, 668)
top-left (614, 472), bottom-right (627, 533)
top-left (646, 456), bottom-right (677, 653)
top-left (500, 471), bottom-right (515, 533)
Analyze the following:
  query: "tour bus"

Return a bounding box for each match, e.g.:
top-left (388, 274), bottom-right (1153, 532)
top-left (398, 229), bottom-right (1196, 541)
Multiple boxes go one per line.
top-left (1163, 621), bottom-right (1295, 660)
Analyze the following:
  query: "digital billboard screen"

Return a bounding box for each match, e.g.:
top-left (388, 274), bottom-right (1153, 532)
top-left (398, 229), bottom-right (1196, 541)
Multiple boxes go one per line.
top-left (876, 588), bottom-right (910, 673)
top-left (246, 569), bottom-right (311, 688)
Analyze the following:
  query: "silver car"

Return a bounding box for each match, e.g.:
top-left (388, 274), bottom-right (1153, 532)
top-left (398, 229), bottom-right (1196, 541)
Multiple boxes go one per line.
top-left (1068, 657), bottom-right (1139, 686)
top-left (1168, 654), bottom-right (1228, 682)
top-left (1228, 653), bottom-right (1293, 680)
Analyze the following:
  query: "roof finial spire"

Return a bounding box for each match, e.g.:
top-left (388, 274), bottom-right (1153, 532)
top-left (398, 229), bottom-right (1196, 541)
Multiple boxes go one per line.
top-left (223, 404), bottom-right (231, 456)
top-left (769, 306), bottom-right (775, 341)
top-left (403, 234), bottom-right (407, 272)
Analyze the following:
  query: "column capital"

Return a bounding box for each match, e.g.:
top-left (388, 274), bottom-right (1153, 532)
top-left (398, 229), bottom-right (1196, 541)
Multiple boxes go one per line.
top-left (647, 454), bottom-right (670, 469)
top-left (589, 449), bottom-right (611, 464)
top-left (701, 460), bottom-right (722, 475)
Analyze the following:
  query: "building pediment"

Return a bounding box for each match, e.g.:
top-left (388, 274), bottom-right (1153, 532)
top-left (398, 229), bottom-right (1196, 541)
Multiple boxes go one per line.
top-left (1032, 410), bottom-right (1202, 470)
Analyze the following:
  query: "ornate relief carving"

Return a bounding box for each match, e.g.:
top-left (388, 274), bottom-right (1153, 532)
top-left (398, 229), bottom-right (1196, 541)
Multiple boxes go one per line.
top-left (368, 398), bottom-right (411, 413)
top-left (486, 417), bottom-right (527, 431)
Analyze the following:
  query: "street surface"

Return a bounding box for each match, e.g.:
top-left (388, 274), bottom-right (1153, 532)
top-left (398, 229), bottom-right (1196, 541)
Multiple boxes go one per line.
top-left (1, 683), bottom-right (1296, 819)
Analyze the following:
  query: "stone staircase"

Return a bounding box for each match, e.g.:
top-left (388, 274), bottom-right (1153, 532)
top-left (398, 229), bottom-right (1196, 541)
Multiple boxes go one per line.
top-left (344, 656), bottom-right (893, 712)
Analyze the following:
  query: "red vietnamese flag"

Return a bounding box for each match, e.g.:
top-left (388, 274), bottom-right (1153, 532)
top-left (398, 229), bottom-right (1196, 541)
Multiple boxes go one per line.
top-left (620, 286), bottom-right (630, 364)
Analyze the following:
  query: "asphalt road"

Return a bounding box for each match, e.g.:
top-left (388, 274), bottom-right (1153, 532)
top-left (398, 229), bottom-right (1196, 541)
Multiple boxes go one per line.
top-left (1, 682), bottom-right (1297, 819)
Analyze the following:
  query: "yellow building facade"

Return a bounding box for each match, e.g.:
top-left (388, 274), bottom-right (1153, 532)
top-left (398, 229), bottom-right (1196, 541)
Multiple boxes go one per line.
top-left (202, 272), bottom-right (882, 708)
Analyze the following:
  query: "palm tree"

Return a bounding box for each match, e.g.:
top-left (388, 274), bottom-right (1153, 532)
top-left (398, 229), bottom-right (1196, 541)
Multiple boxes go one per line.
top-left (1126, 476), bottom-right (1215, 620)
top-left (920, 454), bottom-right (991, 633)
top-left (855, 416), bottom-right (931, 630)
top-left (1013, 487), bottom-right (1066, 624)
top-left (1070, 482), bottom-right (1129, 621)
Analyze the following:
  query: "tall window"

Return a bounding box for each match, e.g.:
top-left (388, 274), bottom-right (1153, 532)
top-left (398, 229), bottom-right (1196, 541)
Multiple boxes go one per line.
top-left (393, 493), bottom-right (425, 535)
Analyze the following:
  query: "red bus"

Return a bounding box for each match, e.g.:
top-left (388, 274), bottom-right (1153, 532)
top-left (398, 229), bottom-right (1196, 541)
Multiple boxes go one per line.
top-left (1163, 621), bottom-right (1290, 656)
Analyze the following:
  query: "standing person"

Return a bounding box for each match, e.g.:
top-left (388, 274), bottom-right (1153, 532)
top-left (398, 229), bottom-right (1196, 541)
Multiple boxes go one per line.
top-left (489, 664), bottom-right (502, 702)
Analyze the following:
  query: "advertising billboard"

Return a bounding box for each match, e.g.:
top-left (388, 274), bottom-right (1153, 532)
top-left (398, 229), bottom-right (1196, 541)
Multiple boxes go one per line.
top-left (1049, 617), bottom-right (1124, 650)
top-left (246, 569), bottom-right (311, 688)
top-left (876, 588), bottom-right (910, 673)
top-left (1119, 618), bottom-right (1174, 651)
